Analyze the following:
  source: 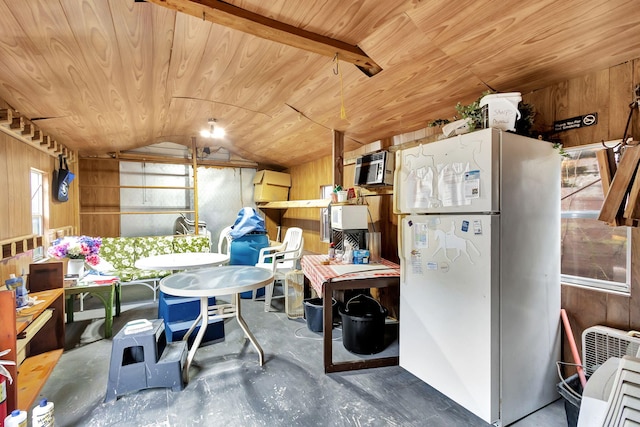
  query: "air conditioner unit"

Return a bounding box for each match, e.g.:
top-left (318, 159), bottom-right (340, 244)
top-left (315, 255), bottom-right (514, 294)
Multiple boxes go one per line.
top-left (582, 326), bottom-right (640, 376)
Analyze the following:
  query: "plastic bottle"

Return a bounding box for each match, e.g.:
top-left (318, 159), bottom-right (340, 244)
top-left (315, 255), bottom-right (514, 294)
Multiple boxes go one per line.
top-left (343, 243), bottom-right (353, 264)
top-left (5, 274), bottom-right (28, 308)
top-left (32, 398), bottom-right (55, 427)
top-left (4, 409), bottom-right (27, 427)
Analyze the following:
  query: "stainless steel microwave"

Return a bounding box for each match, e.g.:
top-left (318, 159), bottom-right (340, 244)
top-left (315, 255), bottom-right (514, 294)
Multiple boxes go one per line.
top-left (354, 151), bottom-right (394, 186)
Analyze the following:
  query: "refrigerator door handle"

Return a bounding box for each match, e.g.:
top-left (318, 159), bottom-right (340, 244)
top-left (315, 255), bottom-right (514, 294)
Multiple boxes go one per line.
top-left (397, 216), bottom-right (407, 279)
top-left (393, 150), bottom-right (402, 215)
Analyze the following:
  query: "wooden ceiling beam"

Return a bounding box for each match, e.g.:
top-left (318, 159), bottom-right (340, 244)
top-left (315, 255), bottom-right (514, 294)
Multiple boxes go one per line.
top-left (0, 109), bottom-right (12, 125)
top-left (144, 0), bottom-right (382, 76)
top-left (111, 151), bottom-right (258, 168)
top-left (22, 123), bottom-right (35, 139)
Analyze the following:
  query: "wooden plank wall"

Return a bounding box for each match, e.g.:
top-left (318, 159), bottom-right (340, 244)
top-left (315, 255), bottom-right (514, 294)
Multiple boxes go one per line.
top-left (281, 155), bottom-right (333, 254)
top-left (523, 58), bottom-right (640, 367)
top-left (79, 158), bottom-right (120, 237)
top-left (0, 107), bottom-right (78, 279)
top-left (525, 60), bottom-right (640, 148)
top-left (282, 151), bottom-right (398, 262)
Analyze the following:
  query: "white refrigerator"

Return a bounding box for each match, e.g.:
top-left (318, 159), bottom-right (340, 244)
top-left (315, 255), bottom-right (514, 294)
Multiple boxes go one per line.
top-left (394, 128), bottom-right (560, 426)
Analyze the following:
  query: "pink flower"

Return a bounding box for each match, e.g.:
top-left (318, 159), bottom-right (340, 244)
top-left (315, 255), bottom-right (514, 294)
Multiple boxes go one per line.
top-left (48, 236), bottom-right (102, 266)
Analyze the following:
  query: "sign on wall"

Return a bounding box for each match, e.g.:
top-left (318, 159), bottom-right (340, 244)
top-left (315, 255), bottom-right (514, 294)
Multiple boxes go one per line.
top-left (554, 113), bottom-right (598, 132)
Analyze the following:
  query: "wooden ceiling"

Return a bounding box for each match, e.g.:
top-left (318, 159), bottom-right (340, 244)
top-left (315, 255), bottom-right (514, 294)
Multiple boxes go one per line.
top-left (0, 0), bottom-right (638, 169)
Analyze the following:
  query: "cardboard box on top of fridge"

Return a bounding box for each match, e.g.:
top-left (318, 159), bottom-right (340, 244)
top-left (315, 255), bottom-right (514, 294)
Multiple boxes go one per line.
top-left (253, 170), bottom-right (291, 202)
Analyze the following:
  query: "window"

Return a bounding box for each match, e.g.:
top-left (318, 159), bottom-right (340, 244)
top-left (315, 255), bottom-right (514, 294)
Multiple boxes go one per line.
top-left (561, 144), bottom-right (630, 292)
top-left (320, 185), bottom-right (333, 242)
top-left (31, 169), bottom-right (45, 260)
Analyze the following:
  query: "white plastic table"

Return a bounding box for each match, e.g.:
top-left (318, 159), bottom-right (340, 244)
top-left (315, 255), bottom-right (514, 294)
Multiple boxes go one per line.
top-left (159, 266), bottom-right (274, 382)
top-left (134, 252), bottom-right (229, 271)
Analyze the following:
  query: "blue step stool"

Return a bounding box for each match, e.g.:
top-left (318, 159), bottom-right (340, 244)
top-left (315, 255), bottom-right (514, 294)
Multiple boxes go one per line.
top-left (105, 319), bottom-right (187, 402)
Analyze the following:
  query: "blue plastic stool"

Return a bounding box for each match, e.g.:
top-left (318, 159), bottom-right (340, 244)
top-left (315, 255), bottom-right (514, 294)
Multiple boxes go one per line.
top-left (158, 292), bottom-right (225, 345)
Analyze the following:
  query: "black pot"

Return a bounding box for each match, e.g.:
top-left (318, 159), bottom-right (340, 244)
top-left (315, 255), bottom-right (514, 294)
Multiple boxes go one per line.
top-left (339, 294), bottom-right (388, 355)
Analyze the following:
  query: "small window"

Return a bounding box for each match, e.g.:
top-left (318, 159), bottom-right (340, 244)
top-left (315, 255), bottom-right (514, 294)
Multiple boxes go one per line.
top-left (31, 169), bottom-right (46, 260)
top-left (320, 185), bottom-right (333, 242)
top-left (561, 144), bottom-right (630, 293)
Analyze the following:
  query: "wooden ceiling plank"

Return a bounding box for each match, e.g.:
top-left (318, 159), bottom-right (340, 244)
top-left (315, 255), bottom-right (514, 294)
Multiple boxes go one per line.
top-left (59, 0), bottom-right (135, 147)
top-left (0, 1), bottom-right (72, 120)
top-left (109, 1), bottom-right (175, 146)
top-left (232, 0), bottom-right (417, 46)
top-left (0, 1), bottom-right (639, 168)
top-left (408, 0), bottom-right (640, 94)
top-left (145, 0), bottom-right (382, 75)
top-left (2, 0), bottom-right (106, 148)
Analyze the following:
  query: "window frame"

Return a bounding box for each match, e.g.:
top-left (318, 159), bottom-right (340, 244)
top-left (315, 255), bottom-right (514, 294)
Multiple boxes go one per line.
top-left (30, 168), bottom-right (46, 261)
top-left (320, 185), bottom-right (333, 242)
top-left (560, 143), bottom-right (631, 293)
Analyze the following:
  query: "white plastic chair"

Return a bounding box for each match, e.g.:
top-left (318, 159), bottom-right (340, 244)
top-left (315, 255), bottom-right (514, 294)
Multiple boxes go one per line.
top-left (255, 227), bottom-right (304, 311)
top-left (217, 226), bottom-right (233, 256)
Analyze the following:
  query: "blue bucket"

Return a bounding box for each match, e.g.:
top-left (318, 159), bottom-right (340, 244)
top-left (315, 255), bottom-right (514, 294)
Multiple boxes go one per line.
top-left (230, 232), bottom-right (269, 298)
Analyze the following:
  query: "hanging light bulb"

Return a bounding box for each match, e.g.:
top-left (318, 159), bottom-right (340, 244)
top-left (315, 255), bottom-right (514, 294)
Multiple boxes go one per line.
top-left (212, 125), bottom-right (225, 139)
top-left (200, 118), bottom-right (225, 139)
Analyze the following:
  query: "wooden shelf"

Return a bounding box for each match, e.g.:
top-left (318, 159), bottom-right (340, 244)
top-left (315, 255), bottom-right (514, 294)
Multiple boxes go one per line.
top-left (0, 262), bottom-right (65, 414)
top-left (357, 186), bottom-right (394, 196)
top-left (80, 167), bottom-right (199, 220)
top-left (17, 349), bottom-right (64, 410)
top-left (257, 199), bottom-right (331, 209)
top-left (80, 210), bottom-right (195, 215)
top-left (80, 185), bottom-right (195, 190)
top-left (15, 289), bottom-right (63, 334)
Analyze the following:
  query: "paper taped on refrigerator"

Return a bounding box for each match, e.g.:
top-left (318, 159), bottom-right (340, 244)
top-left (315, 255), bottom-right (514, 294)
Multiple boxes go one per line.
top-left (394, 133), bottom-right (499, 214)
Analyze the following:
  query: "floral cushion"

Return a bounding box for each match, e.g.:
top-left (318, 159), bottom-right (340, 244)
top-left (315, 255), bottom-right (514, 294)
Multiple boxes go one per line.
top-left (100, 237), bottom-right (137, 271)
top-left (172, 235), bottom-right (211, 253)
top-left (98, 235), bottom-right (212, 283)
top-left (134, 236), bottom-right (175, 258)
top-left (117, 267), bottom-right (171, 282)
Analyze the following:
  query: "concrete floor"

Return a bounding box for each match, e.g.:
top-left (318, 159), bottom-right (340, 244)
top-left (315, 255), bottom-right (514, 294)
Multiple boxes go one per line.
top-left (38, 286), bottom-right (568, 427)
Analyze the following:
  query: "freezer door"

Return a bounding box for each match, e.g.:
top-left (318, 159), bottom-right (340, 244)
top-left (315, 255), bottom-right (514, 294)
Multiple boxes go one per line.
top-left (394, 128), bottom-right (500, 214)
top-left (399, 214), bottom-right (500, 424)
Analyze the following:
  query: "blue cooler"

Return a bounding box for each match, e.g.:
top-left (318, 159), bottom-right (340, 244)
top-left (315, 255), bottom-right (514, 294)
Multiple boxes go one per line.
top-left (230, 232), bottom-right (269, 298)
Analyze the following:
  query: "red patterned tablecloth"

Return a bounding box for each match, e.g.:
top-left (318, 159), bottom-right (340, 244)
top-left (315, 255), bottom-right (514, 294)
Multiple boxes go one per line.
top-left (301, 254), bottom-right (400, 296)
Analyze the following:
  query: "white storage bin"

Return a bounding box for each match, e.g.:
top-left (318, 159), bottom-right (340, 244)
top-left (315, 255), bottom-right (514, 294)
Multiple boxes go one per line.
top-left (480, 92), bottom-right (522, 131)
